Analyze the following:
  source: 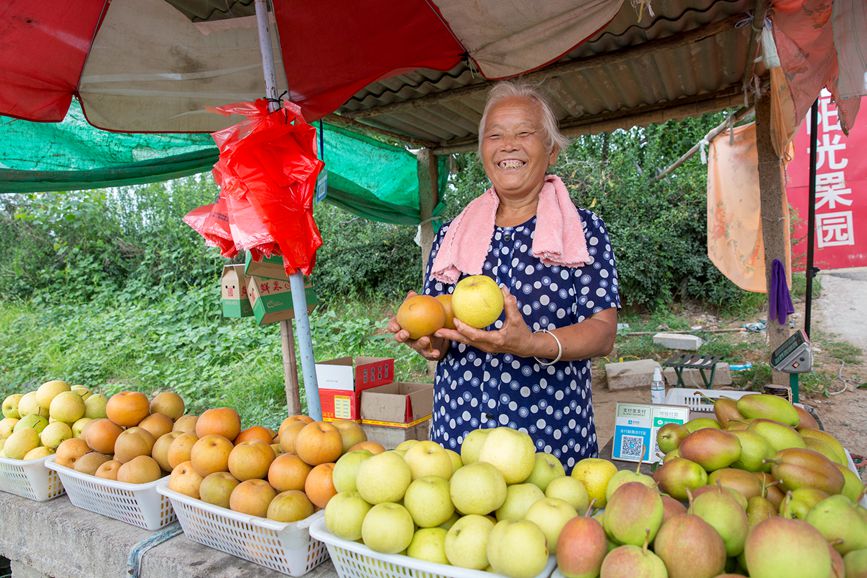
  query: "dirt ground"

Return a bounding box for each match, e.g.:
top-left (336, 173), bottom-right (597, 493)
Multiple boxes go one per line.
top-left (592, 267), bottom-right (867, 468)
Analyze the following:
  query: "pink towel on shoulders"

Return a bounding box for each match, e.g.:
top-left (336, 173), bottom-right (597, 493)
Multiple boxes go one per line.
top-left (430, 174), bottom-right (590, 284)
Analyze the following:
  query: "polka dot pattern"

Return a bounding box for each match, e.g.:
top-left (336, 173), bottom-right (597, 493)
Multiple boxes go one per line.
top-left (423, 208), bottom-right (620, 472)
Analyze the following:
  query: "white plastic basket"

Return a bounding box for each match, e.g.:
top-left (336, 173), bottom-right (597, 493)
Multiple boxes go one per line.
top-left (156, 479), bottom-right (329, 576)
top-left (0, 454), bottom-right (65, 502)
top-left (309, 516), bottom-right (557, 578)
top-left (663, 387), bottom-right (756, 412)
top-left (45, 455), bottom-right (175, 530)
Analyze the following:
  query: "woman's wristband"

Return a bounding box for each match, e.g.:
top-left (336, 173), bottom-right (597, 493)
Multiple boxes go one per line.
top-left (533, 329), bottom-right (562, 366)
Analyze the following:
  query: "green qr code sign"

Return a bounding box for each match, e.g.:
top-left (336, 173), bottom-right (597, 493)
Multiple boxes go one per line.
top-left (653, 417), bottom-right (685, 428)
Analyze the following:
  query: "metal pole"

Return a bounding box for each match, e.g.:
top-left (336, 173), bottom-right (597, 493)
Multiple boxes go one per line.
top-left (804, 99), bottom-right (819, 338)
top-left (254, 0), bottom-right (322, 420)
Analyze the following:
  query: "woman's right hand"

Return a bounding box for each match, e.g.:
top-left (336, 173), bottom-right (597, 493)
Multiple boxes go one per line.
top-left (387, 291), bottom-right (450, 361)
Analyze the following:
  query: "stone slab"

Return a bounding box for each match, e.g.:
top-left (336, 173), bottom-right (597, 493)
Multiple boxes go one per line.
top-left (663, 363), bottom-right (732, 387)
top-left (652, 332), bottom-right (704, 350)
top-left (0, 492), bottom-right (338, 578)
top-left (604, 359), bottom-right (661, 391)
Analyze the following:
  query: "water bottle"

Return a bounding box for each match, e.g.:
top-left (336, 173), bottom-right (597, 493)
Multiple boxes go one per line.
top-left (651, 367), bottom-right (666, 404)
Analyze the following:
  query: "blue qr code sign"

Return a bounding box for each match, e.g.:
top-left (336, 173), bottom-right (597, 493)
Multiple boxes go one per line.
top-left (619, 435), bottom-right (646, 460)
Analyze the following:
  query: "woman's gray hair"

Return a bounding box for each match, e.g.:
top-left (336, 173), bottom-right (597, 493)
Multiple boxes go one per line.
top-left (478, 81), bottom-right (569, 154)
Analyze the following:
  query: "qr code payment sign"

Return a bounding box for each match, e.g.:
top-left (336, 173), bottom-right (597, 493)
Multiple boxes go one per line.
top-left (619, 435), bottom-right (646, 460)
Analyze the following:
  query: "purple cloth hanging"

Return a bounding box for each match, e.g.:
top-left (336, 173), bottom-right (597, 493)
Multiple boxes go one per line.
top-left (769, 259), bottom-right (795, 325)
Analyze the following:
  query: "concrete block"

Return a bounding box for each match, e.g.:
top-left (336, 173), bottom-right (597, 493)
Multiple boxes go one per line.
top-left (653, 333), bottom-right (704, 350)
top-left (663, 362), bottom-right (732, 387)
top-left (605, 359), bottom-right (661, 391)
top-left (11, 560), bottom-right (49, 578)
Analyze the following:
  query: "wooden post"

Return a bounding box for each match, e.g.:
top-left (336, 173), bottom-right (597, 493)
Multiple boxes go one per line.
top-left (417, 149), bottom-right (439, 279)
top-left (755, 93), bottom-right (790, 385)
top-left (280, 319), bottom-right (301, 415)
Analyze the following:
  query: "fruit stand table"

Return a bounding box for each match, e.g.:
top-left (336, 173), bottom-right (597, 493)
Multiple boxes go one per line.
top-left (0, 490), bottom-right (339, 578)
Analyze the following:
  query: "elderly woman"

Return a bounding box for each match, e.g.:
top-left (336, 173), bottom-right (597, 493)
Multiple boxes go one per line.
top-left (390, 81), bottom-right (619, 470)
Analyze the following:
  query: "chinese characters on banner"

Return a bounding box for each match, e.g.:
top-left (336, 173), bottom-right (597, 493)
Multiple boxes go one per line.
top-left (786, 90), bottom-right (867, 271)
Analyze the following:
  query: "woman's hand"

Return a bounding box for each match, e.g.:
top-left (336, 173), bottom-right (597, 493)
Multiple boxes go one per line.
top-left (387, 291), bottom-right (451, 361)
top-left (434, 287), bottom-right (535, 356)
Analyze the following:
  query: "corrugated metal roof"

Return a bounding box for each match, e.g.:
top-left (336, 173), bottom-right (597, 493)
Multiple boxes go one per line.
top-left (334, 0), bottom-right (756, 151)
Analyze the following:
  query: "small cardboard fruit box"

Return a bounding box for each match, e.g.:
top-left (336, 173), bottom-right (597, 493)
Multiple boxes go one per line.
top-left (247, 276), bottom-right (317, 326)
top-left (316, 357), bottom-right (395, 421)
top-left (244, 253), bottom-right (289, 280)
top-left (359, 382), bottom-right (433, 447)
top-left (220, 264), bottom-right (253, 318)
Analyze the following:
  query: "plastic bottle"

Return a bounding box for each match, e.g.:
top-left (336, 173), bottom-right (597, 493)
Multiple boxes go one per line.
top-left (651, 367), bottom-right (666, 404)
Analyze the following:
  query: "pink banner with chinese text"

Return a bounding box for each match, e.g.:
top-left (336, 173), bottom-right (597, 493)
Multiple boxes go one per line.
top-left (786, 91), bottom-right (867, 271)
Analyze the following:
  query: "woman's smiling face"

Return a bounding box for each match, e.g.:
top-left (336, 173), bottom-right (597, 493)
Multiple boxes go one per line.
top-left (481, 96), bottom-right (558, 201)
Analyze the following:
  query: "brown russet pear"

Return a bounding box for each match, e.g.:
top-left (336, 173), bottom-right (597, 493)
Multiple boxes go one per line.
top-left (653, 514), bottom-right (726, 578)
top-left (679, 428), bottom-right (741, 472)
top-left (794, 405), bottom-right (820, 430)
top-left (769, 447), bottom-right (845, 495)
top-left (707, 468), bottom-right (763, 500)
top-left (736, 394), bottom-right (800, 426)
top-left (653, 458), bottom-right (707, 501)
top-left (713, 397), bottom-right (743, 427)
top-left (744, 517), bottom-right (831, 578)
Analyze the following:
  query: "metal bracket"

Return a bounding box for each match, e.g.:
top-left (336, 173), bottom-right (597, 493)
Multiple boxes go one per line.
top-left (126, 522), bottom-right (183, 578)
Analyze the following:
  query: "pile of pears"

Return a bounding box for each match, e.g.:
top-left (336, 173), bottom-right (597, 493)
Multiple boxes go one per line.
top-left (639, 393), bottom-right (866, 578)
top-left (555, 393), bottom-right (867, 578)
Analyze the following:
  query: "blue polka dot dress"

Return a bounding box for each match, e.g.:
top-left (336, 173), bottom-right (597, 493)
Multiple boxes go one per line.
top-left (423, 207), bottom-right (620, 472)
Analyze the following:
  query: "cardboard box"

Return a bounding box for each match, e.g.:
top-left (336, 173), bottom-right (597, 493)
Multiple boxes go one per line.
top-left (244, 253), bottom-right (289, 280)
top-left (220, 264), bottom-right (253, 318)
top-left (360, 382), bottom-right (434, 427)
top-left (362, 419), bottom-right (431, 449)
top-left (314, 357), bottom-right (394, 392)
top-left (319, 388), bottom-right (362, 421)
top-left (247, 276), bottom-right (317, 326)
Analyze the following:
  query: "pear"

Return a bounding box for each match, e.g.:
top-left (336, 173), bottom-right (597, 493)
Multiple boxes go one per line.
top-left (605, 462), bottom-right (656, 502)
top-left (746, 495), bottom-right (776, 527)
top-left (663, 448), bottom-right (681, 463)
top-left (653, 514), bottom-right (726, 578)
top-left (683, 417), bottom-right (721, 434)
top-left (794, 405), bottom-right (820, 430)
top-left (653, 458), bottom-right (708, 501)
top-left (799, 429), bottom-right (848, 465)
top-left (829, 543), bottom-right (846, 578)
top-left (603, 482), bottom-right (663, 546)
top-left (689, 485), bottom-right (749, 556)
top-left (656, 423), bottom-right (686, 453)
top-left (556, 514), bottom-right (607, 578)
top-left (805, 494), bottom-right (867, 555)
top-left (737, 394), bottom-right (800, 426)
top-left (781, 488), bottom-right (829, 520)
top-left (679, 429), bottom-right (741, 472)
top-left (729, 430), bottom-right (774, 472)
top-left (755, 472), bottom-right (786, 509)
top-left (844, 548), bottom-right (867, 578)
top-left (599, 543), bottom-right (667, 578)
top-left (661, 494), bottom-right (687, 522)
top-left (835, 463), bottom-right (865, 503)
top-left (804, 437), bottom-right (848, 467)
top-left (748, 419), bottom-right (806, 452)
top-left (769, 448), bottom-right (845, 495)
top-left (744, 517), bottom-right (831, 578)
top-left (708, 468), bottom-right (763, 500)
top-left (713, 397), bottom-right (743, 427)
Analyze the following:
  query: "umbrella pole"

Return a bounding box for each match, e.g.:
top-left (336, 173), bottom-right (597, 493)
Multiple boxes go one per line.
top-left (254, 0), bottom-right (322, 420)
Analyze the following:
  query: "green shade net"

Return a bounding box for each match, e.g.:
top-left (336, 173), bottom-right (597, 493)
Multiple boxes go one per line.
top-left (0, 101), bottom-right (445, 225)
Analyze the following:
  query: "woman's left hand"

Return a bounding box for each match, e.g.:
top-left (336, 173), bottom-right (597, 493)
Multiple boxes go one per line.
top-left (434, 287), bottom-right (534, 356)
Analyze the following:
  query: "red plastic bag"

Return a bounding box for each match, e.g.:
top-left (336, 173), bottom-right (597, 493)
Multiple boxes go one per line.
top-left (212, 158), bottom-right (279, 257)
top-left (211, 99), bottom-right (324, 276)
top-left (183, 193), bottom-right (236, 258)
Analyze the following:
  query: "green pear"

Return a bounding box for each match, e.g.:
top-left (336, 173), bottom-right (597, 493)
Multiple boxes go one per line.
top-left (804, 437), bottom-right (847, 467)
top-left (729, 430), bottom-right (774, 472)
top-left (3, 428), bottom-right (40, 460)
top-left (781, 488), bottom-right (829, 520)
top-left (684, 417), bottom-right (721, 434)
top-left (603, 482), bottom-right (664, 546)
top-left (2, 394), bottom-right (23, 419)
top-left (748, 419), bottom-right (806, 452)
top-left (663, 448), bottom-right (681, 463)
top-left (844, 548), bottom-right (867, 578)
top-left (656, 423), bottom-right (687, 453)
top-left (746, 495), bottom-right (776, 527)
top-left (605, 464), bottom-right (657, 502)
top-left (599, 544), bottom-right (667, 577)
top-left (737, 394), bottom-right (799, 426)
top-left (835, 463), bottom-right (865, 503)
top-left (806, 494), bottom-right (867, 555)
top-left (13, 414), bottom-right (48, 434)
top-left (799, 429), bottom-right (848, 465)
top-left (689, 486), bottom-right (749, 556)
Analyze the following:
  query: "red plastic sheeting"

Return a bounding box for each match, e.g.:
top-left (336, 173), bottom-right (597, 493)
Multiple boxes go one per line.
top-left (0, 0), bottom-right (105, 121)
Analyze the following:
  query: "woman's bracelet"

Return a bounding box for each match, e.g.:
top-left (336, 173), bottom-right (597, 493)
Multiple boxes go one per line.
top-left (533, 329), bottom-right (563, 366)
